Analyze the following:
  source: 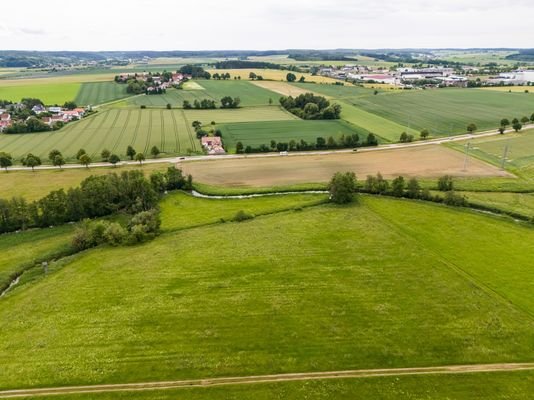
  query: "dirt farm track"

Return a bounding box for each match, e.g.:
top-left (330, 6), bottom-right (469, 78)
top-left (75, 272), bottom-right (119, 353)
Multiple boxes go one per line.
top-left (181, 145), bottom-right (510, 187)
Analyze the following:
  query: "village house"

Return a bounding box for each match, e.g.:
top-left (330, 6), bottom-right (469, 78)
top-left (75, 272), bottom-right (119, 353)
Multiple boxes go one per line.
top-left (201, 136), bottom-right (225, 155)
top-left (32, 104), bottom-right (46, 114)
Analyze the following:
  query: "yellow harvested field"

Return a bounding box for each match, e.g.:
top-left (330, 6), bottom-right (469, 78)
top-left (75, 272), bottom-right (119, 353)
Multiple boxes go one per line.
top-left (182, 81), bottom-right (205, 90)
top-left (250, 80), bottom-right (328, 97)
top-left (181, 145), bottom-right (510, 187)
top-left (206, 68), bottom-right (343, 84)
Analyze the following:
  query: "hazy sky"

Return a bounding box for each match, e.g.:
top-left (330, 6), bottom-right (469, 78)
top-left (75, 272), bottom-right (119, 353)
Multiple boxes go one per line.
top-left (1, 0), bottom-right (533, 51)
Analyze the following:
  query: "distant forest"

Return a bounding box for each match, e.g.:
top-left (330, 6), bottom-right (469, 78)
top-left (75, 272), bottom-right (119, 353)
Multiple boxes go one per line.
top-left (506, 49), bottom-right (534, 62)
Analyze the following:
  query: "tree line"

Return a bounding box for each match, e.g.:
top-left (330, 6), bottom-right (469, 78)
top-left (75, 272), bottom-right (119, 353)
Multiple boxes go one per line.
top-left (279, 93), bottom-right (341, 120)
top-left (182, 96), bottom-right (241, 110)
top-left (0, 167), bottom-right (192, 234)
top-left (235, 133), bottom-right (378, 154)
top-left (329, 172), bottom-right (467, 207)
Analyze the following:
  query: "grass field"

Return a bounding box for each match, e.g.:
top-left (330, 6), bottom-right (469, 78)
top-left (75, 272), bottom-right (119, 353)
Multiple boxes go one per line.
top-left (181, 146), bottom-right (508, 187)
top-left (17, 371), bottom-right (534, 399)
top-left (0, 82), bottom-right (81, 105)
top-left (182, 106), bottom-right (296, 125)
top-left (448, 129), bottom-right (534, 179)
top-left (0, 164), bottom-right (169, 200)
top-left (0, 225), bottom-right (74, 291)
top-left (127, 80), bottom-right (280, 108)
top-left (349, 89), bottom-right (534, 135)
top-left (2, 196), bottom-right (534, 391)
top-left (160, 191), bottom-right (327, 232)
top-left (220, 119), bottom-right (370, 151)
top-left (74, 82), bottom-right (131, 106)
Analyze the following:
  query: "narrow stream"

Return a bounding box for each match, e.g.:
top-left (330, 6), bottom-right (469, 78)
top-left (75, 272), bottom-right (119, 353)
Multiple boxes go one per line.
top-left (0, 276), bottom-right (20, 298)
top-left (191, 190), bottom-right (328, 199)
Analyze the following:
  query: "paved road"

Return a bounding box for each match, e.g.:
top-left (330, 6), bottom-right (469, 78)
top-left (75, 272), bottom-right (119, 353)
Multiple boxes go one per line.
top-left (0, 363), bottom-right (533, 398)
top-left (5, 124), bottom-right (534, 172)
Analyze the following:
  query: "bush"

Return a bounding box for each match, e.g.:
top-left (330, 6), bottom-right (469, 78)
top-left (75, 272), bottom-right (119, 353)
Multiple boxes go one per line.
top-left (438, 175), bottom-right (454, 191)
top-left (103, 223), bottom-right (128, 246)
top-left (329, 172), bottom-right (357, 204)
top-left (233, 210), bottom-right (254, 222)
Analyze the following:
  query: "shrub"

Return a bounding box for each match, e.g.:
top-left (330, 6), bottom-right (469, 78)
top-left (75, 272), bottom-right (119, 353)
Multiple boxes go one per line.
top-left (233, 210), bottom-right (254, 222)
top-left (438, 175), bottom-right (454, 191)
top-left (329, 172), bottom-right (357, 204)
top-left (103, 223), bottom-right (128, 246)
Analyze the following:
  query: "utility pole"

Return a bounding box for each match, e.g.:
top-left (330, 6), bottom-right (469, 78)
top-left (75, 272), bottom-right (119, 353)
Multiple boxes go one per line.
top-left (463, 142), bottom-right (471, 171)
top-left (501, 144), bottom-right (509, 170)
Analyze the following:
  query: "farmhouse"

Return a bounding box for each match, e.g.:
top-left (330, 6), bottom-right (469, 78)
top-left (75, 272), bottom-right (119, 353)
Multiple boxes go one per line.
top-left (201, 136), bottom-right (225, 155)
top-left (0, 119), bottom-right (12, 132)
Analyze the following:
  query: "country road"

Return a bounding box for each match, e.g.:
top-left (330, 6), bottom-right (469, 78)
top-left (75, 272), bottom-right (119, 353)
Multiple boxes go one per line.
top-left (1, 363), bottom-right (533, 398)
top-left (4, 124), bottom-right (533, 172)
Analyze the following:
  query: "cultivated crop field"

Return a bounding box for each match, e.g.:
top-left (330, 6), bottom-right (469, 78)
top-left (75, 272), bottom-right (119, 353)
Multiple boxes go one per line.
top-left (0, 109), bottom-right (201, 161)
top-left (0, 82), bottom-right (81, 105)
top-left (2, 196), bottom-right (534, 394)
top-left (205, 68), bottom-right (342, 83)
top-left (220, 119), bottom-right (370, 151)
top-left (181, 145), bottom-right (508, 187)
top-left (349, 88), bottom-right (534, 135)
top-left (127, 80), bottom-right (280, 108)
top-left (75, 82), bottom-right (131, 106)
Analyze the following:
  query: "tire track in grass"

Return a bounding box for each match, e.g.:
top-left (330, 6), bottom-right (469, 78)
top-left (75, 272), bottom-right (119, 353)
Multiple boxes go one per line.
top-left (128, 110), bottom-right (142, 153)
top-left (143, 109), bottom-right (153, 155)
top-left (74, 109), bottom-right (113, 156)
top-left (90, 109), bottom-right (120, 158)
top-left (159, 109), bottom-right (165, 152)
top-left (1, 363), bottom-right (533, 398)
top-left (181, 109), bottom-right (197, 152)
top-left (35, 114), bottom-right (97, 158)
top-left (58, 111), bottom-right (103, 157)
top-left (170, 110), bottom-right (181, 154)
top-left (110, 109), bottom-right (131, 155)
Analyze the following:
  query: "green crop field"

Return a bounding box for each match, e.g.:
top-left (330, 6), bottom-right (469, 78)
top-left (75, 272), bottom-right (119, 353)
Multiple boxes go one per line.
top-left (0, 109), bottom-right (202, 161)
top-left (0, 82), bottom-right (81, 105)
top-left (291, 83), bottom-right (534, 139)
top-left (1, 196), bottom-right (534, 392)
top-left (127, 80), bottom-right (280, 108)
top-left (349, 89), bottom-right (534, 135)
top-left (0, 106), bottom-right (295, 162)
top-left (220, 119), bottom-right (370, 151)
top-left (74, 82), bottom-right (132, 106)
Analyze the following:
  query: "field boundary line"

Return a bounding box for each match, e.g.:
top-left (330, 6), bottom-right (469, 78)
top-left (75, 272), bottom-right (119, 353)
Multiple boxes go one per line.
top-left (1, 363), bottom-right (533, 398)
top-left (364, 198), bottom-right (534, 323)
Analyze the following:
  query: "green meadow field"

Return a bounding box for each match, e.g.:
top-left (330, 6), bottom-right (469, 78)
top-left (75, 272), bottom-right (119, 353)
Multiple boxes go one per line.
top-left (75, 82), bottom-right (131, 106)
top-left (349, 88), bottom-right (534, 135)
top-left (127, 80), bottom-right (280, 108)
top-left (20, 371), bottom-right (534, 400)
top-left (0, 82), bottom-right (81, 105)
top-left (220, 119), bottom-right (370, 150)
top-left (2, 195), bottom-right (534, 394)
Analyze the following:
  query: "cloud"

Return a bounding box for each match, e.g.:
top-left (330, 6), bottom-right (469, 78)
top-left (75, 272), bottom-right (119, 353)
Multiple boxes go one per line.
top-left (0, 0), bottom-right (533, 50)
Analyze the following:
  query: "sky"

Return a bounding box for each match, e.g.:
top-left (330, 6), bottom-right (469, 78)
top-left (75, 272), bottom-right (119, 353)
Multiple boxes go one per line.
top-left (1, 0), bottom-right (533, 51)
